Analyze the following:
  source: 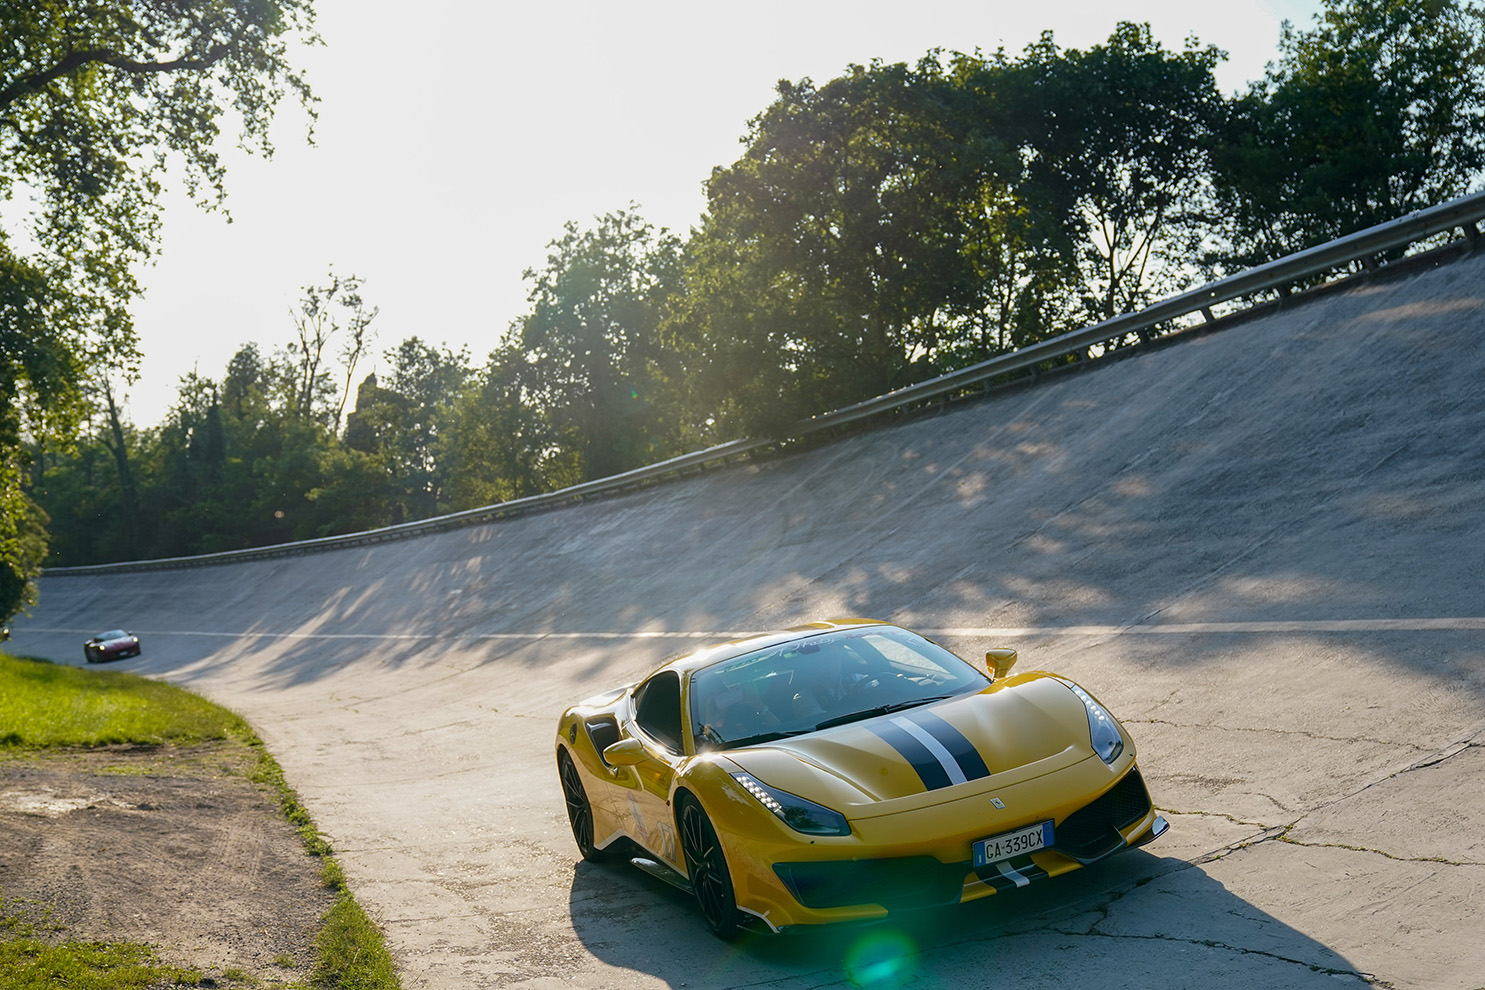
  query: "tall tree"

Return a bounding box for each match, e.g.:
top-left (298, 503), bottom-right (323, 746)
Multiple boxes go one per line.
top-left (98, 379), bottom-right (138, 560)
top-left (1, 1), bottom-right (317, 617)
top-left (440, 343), bottom-right (564, 511)
top-left (383, 338), bottom-right (470, 519)
top-left (1011, 24), bottom-right (1225, 322)
top-left (686, 59), bottom-right (995, 431)
top-left (940, 51), bottom-right (1085, 363)
top-left (514, 209), bottom-right (683, 481)
top-left (287, 271), bottom-right (378, 426)
top-left (1210, 0), bottom-right (1485, 266)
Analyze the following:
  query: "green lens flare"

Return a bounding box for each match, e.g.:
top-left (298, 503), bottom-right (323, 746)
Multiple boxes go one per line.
top-left (844, 930), bottom-right (916, 987)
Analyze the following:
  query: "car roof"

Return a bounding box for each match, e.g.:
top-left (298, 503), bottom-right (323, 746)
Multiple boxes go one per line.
top-left (660, 618), bottom-right (890, 677)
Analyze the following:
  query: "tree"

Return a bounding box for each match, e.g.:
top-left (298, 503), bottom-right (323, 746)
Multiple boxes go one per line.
top-left (98, 379), bottom-right (138, 560)
top-left (286, 271), bottom-right (378, 427)
top-left (1, 1), bottom-right (318, 617)
top-left (1210, 0), bottom-right (1485, 266)
top-left (685, 60), bottom-right (995, 431)
top-left (514, 209), bottom-right (684, 481)
top-left (344, 338), bottom-right (471, 521)
top-left (1010, 24), bottom-right (1225, 322)
top-left (440, 344), bottom-right (565, 511)
top-left (939, 51), bottom-right (1085, 363)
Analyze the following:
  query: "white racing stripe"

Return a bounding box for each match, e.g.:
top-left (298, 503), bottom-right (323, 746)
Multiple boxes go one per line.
top-left (891, 716), bottom-right (968, 786)
top-left (996, 862), bottom-right (1031, 888)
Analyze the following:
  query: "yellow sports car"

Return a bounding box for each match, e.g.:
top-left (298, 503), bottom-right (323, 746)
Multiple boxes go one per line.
top-left (555, 619), bottom-right (1167, 937)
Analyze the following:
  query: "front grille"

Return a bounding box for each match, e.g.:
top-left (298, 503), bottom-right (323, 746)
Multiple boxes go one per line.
top-left (1055, 768), bottom-right (1152, 862)
top-left (774, 857), bottom-right (965, 910)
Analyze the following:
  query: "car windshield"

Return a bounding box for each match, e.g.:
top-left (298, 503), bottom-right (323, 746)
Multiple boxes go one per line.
top-left (98, 630), bottom-right (128, 640)
top-left (689, 626), bottom-right (990, 751)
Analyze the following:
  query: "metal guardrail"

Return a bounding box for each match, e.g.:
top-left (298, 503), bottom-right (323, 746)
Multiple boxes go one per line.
top-left (48, 189), bottom-right (1485, 575)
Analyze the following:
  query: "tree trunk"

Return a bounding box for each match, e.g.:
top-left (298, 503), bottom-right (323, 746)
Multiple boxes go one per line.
top-left (101, 382), bottom-right (138, 560)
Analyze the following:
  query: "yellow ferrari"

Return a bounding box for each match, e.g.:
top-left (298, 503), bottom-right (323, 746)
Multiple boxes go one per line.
top-left (555, 619), bottom-right (1167, 937)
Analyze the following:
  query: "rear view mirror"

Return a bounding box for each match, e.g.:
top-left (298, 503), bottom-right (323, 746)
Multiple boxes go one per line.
top-left (985, 649), bottom-right (1018, 681)
top-left (603, 738), bottom-right (648, 766)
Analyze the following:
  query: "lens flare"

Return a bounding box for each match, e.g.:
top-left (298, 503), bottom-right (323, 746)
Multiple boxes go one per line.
top-left (843, 930), bottom-right (917, 987)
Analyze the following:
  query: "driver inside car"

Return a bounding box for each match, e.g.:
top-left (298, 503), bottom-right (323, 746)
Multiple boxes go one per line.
top-left (789, 649), bottom-right (877, 718)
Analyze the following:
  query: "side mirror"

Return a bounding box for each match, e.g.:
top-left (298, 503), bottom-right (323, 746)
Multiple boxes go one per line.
top-left (985, 649), bottom-right (1018, 682)
top-left (603, 738), bottom-right (648, 767)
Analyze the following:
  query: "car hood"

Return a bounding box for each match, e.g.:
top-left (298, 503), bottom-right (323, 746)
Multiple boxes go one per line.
top-left (722, 672), bottom-right (1100, 817)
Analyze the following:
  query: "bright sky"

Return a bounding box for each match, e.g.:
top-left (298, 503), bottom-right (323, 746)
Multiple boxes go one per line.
top-left (122, 0), bottom-right (1324, 426)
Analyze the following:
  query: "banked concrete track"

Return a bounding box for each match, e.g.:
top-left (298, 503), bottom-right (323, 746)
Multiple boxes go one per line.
top-left (11, 248), bottom-right (1485, 989)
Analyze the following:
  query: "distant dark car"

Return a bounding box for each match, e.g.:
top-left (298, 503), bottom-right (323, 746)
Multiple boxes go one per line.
top-left (84, 629), bottom-right (141, 663)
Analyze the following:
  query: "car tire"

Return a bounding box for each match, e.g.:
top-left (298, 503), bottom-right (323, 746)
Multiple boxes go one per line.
top-left (557, 748), bottom-right (607, 863)
top-left (678, 794), bottom-right (744, 940)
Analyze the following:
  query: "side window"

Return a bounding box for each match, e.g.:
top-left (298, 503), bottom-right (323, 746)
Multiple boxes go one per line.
top-left (633, 670), bottom-right (684, 752)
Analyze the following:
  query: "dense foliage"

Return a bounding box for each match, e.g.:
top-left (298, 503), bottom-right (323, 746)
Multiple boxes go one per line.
top-left (9, 0), bottom-right (1485, 572)
top-left (1, 1), bottom-right (317, 610)
top-left (1210, 0), bottom-right (1485, 268)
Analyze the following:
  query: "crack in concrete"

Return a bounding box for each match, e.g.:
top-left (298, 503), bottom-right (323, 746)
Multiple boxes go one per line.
top-left (1404, 739), bottom-right (1478, 771)
top-left (1193, 825), bottom-right (1294, 866)
top-left (1125, 716), bottom-right (1426, 751)
top-left (875, 871), bottom-right (1389, 990)
top-left (1289, 725), bottom-right (1485, 823)
top-left (1157, 806), bottom-right (1273, 829)
top-left (1045, 926), bottom-right (1388, 986)
top-left (1139, 688), bottom-right (1182, 718)
top-left (1275, 832), bottom-right (1485, 868)
top-left (733, 890), bottom-right (1386, 990)
top-left (1031, 872), bottom-right (1390, 985)
top-left (1180, 811), bottom-right (1484, 870)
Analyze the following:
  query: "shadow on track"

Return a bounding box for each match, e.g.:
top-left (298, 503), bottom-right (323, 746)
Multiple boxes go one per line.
top-left (565, 848), bottom-right (1369, 989)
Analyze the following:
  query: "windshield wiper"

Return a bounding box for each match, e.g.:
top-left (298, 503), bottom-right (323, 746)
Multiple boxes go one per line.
top-left (722, 729), bottom-right (808, 749)
top-left (814, 695), bottom-right (953, 731)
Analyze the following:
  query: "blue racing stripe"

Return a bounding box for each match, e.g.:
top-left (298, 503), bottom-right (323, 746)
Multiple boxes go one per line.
top-left (872, 720), bottom-right (953, 790)
top-left (907, 709), bottom-right (991, 782)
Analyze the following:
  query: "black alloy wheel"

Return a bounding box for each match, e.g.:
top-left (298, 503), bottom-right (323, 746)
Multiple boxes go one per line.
top-left (679, 796), bottom-right (743, 939)
top-left (557, 749), bottom-right (606, 862)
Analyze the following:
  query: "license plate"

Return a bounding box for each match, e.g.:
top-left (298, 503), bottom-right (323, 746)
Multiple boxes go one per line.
top-left (974, 821), bottom-right (1053, 867)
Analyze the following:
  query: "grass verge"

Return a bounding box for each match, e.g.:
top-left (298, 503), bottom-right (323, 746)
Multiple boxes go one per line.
top-left (0, 900), bottom-right (201, 990)
top-left (0, 650), bottom-right (402, 989)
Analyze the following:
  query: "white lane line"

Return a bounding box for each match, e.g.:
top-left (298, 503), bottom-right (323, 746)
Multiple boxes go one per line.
top-left (17, 618), bottom-right (1485, 641)
top-left (18, 628), bottom-right (759, 640)
top-left (925, 618), bottom-right (1485, 635)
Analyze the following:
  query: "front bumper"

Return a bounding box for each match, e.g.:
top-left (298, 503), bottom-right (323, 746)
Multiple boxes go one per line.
top-left (728, 762), bottom-right (1164, 929)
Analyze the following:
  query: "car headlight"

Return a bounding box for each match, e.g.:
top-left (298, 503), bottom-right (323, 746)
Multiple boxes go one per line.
top-left (1065, 682), bottom-right (1124, 764)
top-left (732, 773), bottom-right (851, 836)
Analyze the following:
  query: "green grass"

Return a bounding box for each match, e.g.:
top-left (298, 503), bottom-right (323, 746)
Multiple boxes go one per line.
top-left (314, 863), bottom-right (402, 990)
top-left (0, 897), bottom-right (203, 988)
top-left (0, 937), bottom-right (201, 989)
top-left (0, 650), bottom-right (402, 989)
top-left (0, 651), bottom-right (244, 748)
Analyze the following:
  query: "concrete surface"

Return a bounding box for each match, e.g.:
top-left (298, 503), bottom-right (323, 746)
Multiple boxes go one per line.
top-left (9, 245), bottom-right (1485, 988)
